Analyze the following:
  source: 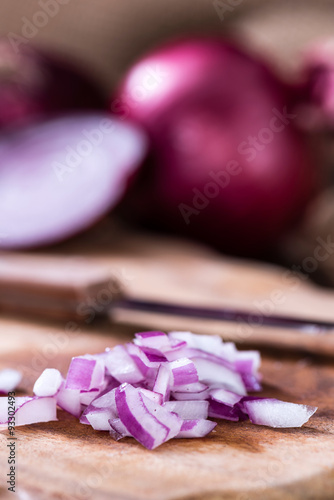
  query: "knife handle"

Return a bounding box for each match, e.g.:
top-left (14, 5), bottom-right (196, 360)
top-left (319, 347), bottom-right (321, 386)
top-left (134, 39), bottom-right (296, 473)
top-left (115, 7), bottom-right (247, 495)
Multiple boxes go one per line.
top-left (0, 253), bottom-right (122, 321)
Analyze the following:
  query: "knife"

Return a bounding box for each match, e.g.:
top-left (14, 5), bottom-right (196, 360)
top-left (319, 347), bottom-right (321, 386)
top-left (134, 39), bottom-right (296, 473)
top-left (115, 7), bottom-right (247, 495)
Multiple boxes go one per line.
top-left (0, 253), bottom-right (333, 333)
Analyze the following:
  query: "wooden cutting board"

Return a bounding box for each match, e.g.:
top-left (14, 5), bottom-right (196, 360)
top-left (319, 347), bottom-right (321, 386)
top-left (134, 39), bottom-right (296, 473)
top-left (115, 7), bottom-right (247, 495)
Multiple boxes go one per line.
top-left (0, 221), bottom-right (334, 499)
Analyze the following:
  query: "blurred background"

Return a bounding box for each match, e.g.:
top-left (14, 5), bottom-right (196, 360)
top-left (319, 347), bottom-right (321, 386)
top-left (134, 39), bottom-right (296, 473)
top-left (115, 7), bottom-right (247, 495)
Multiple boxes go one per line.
top-left (1, 0), bottom-right (334, 287)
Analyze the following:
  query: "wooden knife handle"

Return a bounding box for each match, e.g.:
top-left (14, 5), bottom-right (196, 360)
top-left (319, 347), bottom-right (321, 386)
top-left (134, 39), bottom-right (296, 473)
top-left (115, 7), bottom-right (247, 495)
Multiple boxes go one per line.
top-left (0, 253), bottom-right (123, 321)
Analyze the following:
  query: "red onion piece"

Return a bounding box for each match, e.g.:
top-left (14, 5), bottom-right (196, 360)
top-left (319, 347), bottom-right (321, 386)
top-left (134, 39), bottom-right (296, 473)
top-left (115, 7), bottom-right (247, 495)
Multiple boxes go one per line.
top-left (193, 358), bottom-right (247, 396)
top-left (134, 331), bottom-right (170, 349)
top-left (242, 398), bottom-right (318, 428)
top-left (153, 365), bottom-right (171, 403)
top-left (114, 38), bottom-right (316, 256)
top-left (65, 356), bottom-right (104, 392)
top-left (138, 388), bottom-right (163, 405)
top-left (109, 417), bottom-right (131, 440)
top-left (33, 368), bottom-right (63, 397)
top-left (56, 385), bottom-right (82, 417)
top-left (172, 388), bottom-right (210, 401)
top-left (208, 399), bottom-right (244, 421)
top-left (79, 389), bottom-right (101, 406)
top-left (86, 408), bottom-right (115, 431)
top-left (164, 400), bottom-right (209, 420)
top-left (0, 369), bottom-right (22, 393)
top-left (177, 419), bottom-right (217, 438)
top-left (167, 358), bottom-right (198, 387)
top-left (0, 114), bottom-right (147, 249)
top-left (209, 388), bottom-right (243, 407)
top-left (105, 345), bottom-right (145, 384)
top-left (170, 381), bottom-right (208, 393)
top-left (115, 383), bottom-right (182, 450)
top-left (0, 396), bottom-right (57, 426)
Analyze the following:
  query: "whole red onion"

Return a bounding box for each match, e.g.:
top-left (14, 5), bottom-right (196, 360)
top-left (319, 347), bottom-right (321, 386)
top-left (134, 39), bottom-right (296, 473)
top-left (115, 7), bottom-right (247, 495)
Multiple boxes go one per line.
top-left (0, 39), bottom-right (105, 130)
top-left (113, 38), bottom-right (317, 255)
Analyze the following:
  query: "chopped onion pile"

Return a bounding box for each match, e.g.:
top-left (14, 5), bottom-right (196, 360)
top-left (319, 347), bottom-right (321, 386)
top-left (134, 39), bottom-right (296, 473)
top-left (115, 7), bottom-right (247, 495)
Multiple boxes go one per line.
top-left (0, 332), bottom-right (317, 449)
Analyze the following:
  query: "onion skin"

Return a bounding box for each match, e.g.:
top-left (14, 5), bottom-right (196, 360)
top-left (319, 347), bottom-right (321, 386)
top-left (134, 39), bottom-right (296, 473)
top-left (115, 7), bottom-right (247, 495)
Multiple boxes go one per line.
top-left (113, 37), bottom-right (317, 256)
top-left (0, 39), bottom-right (105, 130)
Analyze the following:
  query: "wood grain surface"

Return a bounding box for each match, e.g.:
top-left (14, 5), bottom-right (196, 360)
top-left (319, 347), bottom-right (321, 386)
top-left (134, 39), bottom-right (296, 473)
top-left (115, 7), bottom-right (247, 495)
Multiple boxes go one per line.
top-left (0, 222), bottom-right (333, 499)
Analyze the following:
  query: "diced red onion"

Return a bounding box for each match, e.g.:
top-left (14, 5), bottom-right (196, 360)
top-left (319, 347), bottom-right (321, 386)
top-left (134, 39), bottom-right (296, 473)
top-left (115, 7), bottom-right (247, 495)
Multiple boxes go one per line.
top-left (65, 355), bottom-right (104, 391)
top-left (169, 381), bottom-right (208, 393)
top-left (0, 396), bottom-right (57, 426)
top-left (56, 385), bottom-right (82, 417)
top-left (208, 399), bottom-right (244, 421)
top-left (163, 400), bottom-right (209, 420)
top-left (2, 331), bottom-right (317, 448)
top-left (153, 365), bottom-right (171, 403)
top-left (138, 388), bottom-right (163, 405)
top-left (79, 388), bottom-right (101, 406)
top-left (172, 388), bottom-right (210, 401)
top-left (177, 419), bottom-right (217, 438)
top-left (115, 383), bottom-right (182, 449)
top-left (209, 388), bottom-right (243, 407)
top-left (134, 331), bottom-right (170, 348)
top-left (242, 398), bottom-right (318, 428)
top-left (0, 368), bottom-right (22, 393)
top-left (167, 357), bottom-right (198, 387)
top-left (193, 358), bottom-right (247, 396)
top-left (109, 417), bottom-right (131, 440)
top-left (86, 408), bottom-right (115, 431)
top-left (33, 368), bottom-right (63, 397)
top-left (105, 345), bottom-right (145, 384)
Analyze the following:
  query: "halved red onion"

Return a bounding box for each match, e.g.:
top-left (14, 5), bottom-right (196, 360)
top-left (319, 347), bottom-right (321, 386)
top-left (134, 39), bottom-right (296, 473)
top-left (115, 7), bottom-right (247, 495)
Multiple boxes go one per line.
top-left (0, 396), bottom-right (57, 426)
top-left (0, 114), bottom-right (147, 249)
top-left (33, 368), bottom-right (63, 397)
top-left (0, 368), bottom-right (22, 393)
top-left (242, 398), bottom-right (318, 428)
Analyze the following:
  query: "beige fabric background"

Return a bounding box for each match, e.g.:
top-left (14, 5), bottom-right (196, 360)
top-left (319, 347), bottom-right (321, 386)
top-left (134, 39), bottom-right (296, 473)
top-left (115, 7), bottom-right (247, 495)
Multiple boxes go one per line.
top-left (1, 0), bottom-right (334, 92)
